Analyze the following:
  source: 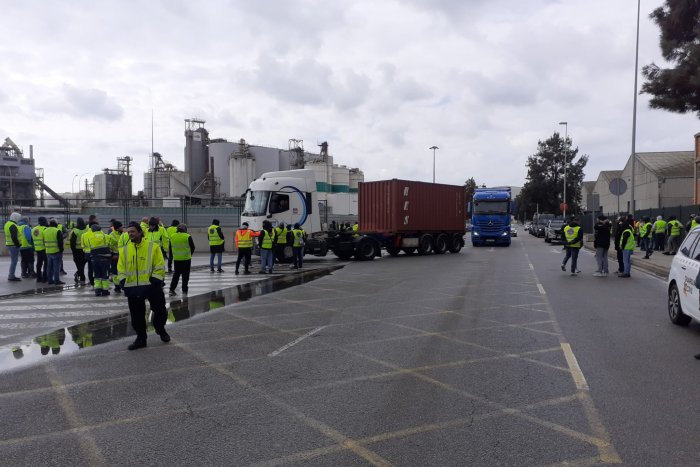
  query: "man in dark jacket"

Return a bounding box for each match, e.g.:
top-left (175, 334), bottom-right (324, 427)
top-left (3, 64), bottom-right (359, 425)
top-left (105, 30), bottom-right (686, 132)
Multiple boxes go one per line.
top-left (613, 216), bottom-right (625, 275)
top-left (593, 215), bottom-right (611, 277)
top-left (4, 211), bottom-right (21, 281)
top-left (561, 217), bottom-right (583, 276)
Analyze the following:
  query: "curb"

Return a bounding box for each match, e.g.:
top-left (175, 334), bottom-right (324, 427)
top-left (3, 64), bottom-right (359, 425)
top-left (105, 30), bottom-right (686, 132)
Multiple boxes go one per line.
top-left (583, 245), bottom-right (669, 280)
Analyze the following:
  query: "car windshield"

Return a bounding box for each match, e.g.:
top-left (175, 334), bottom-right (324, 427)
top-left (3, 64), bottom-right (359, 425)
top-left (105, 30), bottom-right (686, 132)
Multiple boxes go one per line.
top-left (473, 201), bottom-right (509, 214)
top-left (242, 190), bottom-right (270, 216)
top-left (549, 221), bottom-right (565, 228)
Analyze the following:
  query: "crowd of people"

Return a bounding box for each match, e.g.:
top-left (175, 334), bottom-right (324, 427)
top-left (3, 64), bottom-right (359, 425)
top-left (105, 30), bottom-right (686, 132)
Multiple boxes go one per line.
top-left (3, 212), bottom-right (309, 350)
top-left (558, 213), bottom-right (698, 278)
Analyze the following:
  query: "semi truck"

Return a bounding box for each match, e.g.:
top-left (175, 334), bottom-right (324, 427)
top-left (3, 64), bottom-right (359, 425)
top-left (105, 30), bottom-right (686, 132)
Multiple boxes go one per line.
top-left (240, 169), bottom-right (466, 260)
top-left (470, 187), bottom-right (512, 246)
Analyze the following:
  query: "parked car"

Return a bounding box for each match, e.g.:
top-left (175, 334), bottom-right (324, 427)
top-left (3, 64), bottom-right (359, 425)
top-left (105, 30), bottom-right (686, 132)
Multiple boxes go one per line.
top-left (544, 219), bottom-right (566, 243)
top-left (667, 228), bottom-right (700, 326)
top-left (510, 226), bottom-right (518, 237)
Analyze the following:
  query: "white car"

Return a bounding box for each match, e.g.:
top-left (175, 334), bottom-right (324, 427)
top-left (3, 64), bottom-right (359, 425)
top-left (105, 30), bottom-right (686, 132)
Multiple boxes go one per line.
top-left (667, 228), bottom-right (700, 326)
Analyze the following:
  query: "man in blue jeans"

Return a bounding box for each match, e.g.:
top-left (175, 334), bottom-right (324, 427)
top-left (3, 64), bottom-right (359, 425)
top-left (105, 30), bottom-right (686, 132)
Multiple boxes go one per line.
top-left (4, 211), bottom-right (22, 282)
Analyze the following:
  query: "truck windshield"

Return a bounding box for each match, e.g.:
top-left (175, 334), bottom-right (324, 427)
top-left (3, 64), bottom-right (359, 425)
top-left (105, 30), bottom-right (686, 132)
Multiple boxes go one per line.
top-left (473, 201), bottom-right (509, 214)
top-left (242, 190), bottom-right (270, 216)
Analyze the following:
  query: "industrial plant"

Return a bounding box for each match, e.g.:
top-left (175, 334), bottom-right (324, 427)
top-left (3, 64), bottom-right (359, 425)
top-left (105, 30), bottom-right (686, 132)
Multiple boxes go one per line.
top-left (1, 118), bottom-right (364, 218)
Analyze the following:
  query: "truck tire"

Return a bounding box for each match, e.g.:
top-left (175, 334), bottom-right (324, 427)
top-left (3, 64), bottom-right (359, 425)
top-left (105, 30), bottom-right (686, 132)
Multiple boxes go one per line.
top-left (386, 245), bottom-right (401, 256)
top-left (417, 234), bottom-right (433, 255)
top-left (355, 238), bottom-right (378, 261)
top-left (448, 234), bottom-right (463, 253)
top-left (433, 234), bottom-right (448, 254)
top-left (402, 247), bottom-right (416, 255)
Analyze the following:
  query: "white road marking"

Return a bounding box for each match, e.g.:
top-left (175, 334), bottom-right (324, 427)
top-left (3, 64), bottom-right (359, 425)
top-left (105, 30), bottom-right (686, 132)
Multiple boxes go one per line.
top-left (268, 326), bottom-right (328, 357)
top-left (537, 284), bottom-right (546, 295)
top-left (488, 247), bottom-right (495, 252)
top-left (528, 263), bottom-right (534, 270)
top-left (561, 343), bottom-right (590, 390)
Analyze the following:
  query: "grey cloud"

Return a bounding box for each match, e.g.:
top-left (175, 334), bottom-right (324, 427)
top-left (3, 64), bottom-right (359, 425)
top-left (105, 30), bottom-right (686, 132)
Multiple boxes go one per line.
top-left (36, 84), bottom-right (123, 121)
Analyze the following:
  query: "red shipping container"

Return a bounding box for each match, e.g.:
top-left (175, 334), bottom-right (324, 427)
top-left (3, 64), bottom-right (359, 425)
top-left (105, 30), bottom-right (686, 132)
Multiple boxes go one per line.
top-left (359, 179), bottom-right (466, 233)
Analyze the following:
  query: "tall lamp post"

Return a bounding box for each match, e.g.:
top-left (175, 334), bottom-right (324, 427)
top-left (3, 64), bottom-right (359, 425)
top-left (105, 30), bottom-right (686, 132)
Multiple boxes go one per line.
top-left (429, 146), bottom-right (439, 183)
top-left (559, 121), bottom-right (568, 219)
top-left (630, 0), bottom-right (641, 216)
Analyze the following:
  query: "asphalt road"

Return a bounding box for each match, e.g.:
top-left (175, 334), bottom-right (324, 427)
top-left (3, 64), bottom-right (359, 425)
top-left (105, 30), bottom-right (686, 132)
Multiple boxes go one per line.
top-left (0, 235), bottom-right (699, 465)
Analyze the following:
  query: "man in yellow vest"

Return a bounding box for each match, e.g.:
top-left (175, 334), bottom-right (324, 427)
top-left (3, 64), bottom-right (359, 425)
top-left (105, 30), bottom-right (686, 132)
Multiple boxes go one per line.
top-left (32, 216), bottom-right (48, 283)
top-left (619, 219), bottom-right (635, 278)
top-left (258, 220), bottom-right (276, 274)
top-left (208, 219), bottom-right (225, 273)
top-left (664, 215), bottom-right (683, 256)
top-left (117, 221), bottom-right (169, 350)
top-left (18, 216), bottom-right (35, 279)
top-left (4, 211), bottom-right (22, 281)
top-left (235, 222), bottom-right (255, 275)
top-left (69, 217), bottom-right (88, 285)
top-left (108, 220), bottom-right (125, 293)
top-left (291, 223), bottom-right (306, 269)
top-left (652, 215), bottom-right (666, 252)
top-left (639, 216), bottom-right (654, 259)
top-left (43, 218), bottom-right (64, 285)
top-left (274, 222), bottom-right (288, 263)
top-left (166, 220), bottom-right (180, 273)
top-left (561, 217), bottom-right (583, 276)
top-left (84, 222), bottom-right (112, 296)
top-left (169, 224), bottom-right (195, 295)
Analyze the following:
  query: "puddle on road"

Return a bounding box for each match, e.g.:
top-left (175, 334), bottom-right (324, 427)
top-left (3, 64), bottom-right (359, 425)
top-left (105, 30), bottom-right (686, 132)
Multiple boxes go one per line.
top-left (0, 266), bottom-right (341, 373)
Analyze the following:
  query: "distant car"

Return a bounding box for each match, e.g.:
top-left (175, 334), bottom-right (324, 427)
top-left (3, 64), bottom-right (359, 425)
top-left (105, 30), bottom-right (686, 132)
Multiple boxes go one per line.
top-left (510, 226), bottom-right (518, 237)
top-left (545, 220), bottom-right (566, 243)
top-left (667, 228), bottom-right (700, 326)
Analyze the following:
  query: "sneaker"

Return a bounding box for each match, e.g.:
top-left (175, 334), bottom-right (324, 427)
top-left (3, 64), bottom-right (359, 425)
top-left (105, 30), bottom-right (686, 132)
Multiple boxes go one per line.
top-left (259, 270), bottom-right (267, 274)
top-left (561, 264), bottom-right (566, 271)
top-left (243, 270), bottom-right (252, 275)
top-left (618, 273), bottom-right (631, 278)
top-left (102, 290), bottom-right (111, 296)
top-left (217, 269), bottom-right (224, 273)
top-left (169, 290), bottom-right (177, 296)
top-left (592, 272), bottom-right (603, 277)
top-left (8, 277), bottom-right (21, 282)
top-left (128, 339), bottom-right (147, 351)
top-left (210, 269), bottom-right (215, 273)
top-left (570, 272), bottom-right (577, 276)
top-left (575, 270), bottom-right (581, 274)
top-left (602, 272), bottom-right (608, 277)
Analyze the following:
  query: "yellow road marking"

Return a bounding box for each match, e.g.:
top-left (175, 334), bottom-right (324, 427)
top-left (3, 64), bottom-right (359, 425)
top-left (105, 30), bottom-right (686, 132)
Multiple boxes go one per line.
top-left (561, 343), bottom-right (589, 390)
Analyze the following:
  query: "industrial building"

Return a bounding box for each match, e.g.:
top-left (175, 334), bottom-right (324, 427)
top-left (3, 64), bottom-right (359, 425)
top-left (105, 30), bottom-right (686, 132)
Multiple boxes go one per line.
top-left (0, 138), bottom-right (36, 203)
top-left (93, 156), bottom-right (133, 203)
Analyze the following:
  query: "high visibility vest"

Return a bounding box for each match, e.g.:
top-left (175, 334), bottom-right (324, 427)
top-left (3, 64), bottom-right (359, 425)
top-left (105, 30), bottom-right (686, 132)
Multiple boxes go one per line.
top-left (638, 222), bottom-right (647, 237)
top-left (260, 230), bottom-right (274, 249)
top-left (159, 225), bottom-right (169, 248)
top-left (19, 225), bottom-right (31, 248)
top-left (236, 229), bottom-right (253, 249)
top-left (669, 220), bottom-right (682, 236)
top-left (352, 223), bottom-right (359, 237)
top-left (43, 226), bottom-right (60, 254)
top-left (692, 220), bottom-right (700, 230)
top-left (32, 225), bottom-right (45, 251)
top-left (118, 231), bottom-right (130, 248)
top-left (85, 230), bottom-right (110, 254)
top-left (563, 225), bottom-right (581, 248)
top-left (275, 227), bottom-right (288, 244)
top-left (170, 232), bottom-right (192, 260)
top-left (4, 221), bottom-right (17, 246)
top-left (81, 229), bottom-right (92, 253)
top-left (292, 229), bottom-right (305, 247)
top-left (108, 230), bottom-right (122, 253)
top-left (208, 225), bottom-right (224, 246)
top-left (654, 220), bottom-right (666, 233)
top-left (166, 226), bottom-right (178, 246)
top-left (116, 239), bottom-right (165, 288)
top-left (140, 222), bottom-right (149, 233)
top-left (71, 228), bottom-right (87, 250)
top-left (621, 228), bottom-right (635, 250)
top-left (145, 229), bottom-right (164, 247)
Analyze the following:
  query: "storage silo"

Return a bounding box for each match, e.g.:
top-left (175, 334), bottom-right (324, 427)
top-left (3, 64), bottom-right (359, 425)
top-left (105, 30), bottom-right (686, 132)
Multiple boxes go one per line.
top-left (208, 141), bottom-right (235, 197)
top-left (349, 168), bottom-right (364, 193)
top-left (184, 119), bottom-right (209, 192)
top-left (331, 165), bottom-right (350, 193)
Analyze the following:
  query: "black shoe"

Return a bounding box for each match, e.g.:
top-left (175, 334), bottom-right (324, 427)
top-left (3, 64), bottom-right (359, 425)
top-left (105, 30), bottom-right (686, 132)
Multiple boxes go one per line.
top-left (55, 281), bottom-right (65, 285)
top-left (217, 269), bottom-right (224, 273)
top-left (169, 290), bottom-right (177, 296)
top-left (694, 353), bottom-right (700, 360)
top-left (560, 264), bottom-right (565, 272)
top-left (182, 289), bottom-right (188, 294)
top-left (128, 339), bottom-right (147, 351)
top-left (8, 277), bottom-right (21, 282)
top-left (21, 274), bottom-right (29, 278)
top-left (210, 269), bottom-right (215, 273)
top-left (167, 269), bottom-right (173, 273)
top-left (60, 270), bottom-right (67, 275)
top-left (618, 274), bottom-right (630, 278)
top-left (244, 270), bottom-right (251, 275)
top-left (235, 270), bottom-right (239, 275)
top-left (114, 287), bottom-right (122, 293)
top-left (102, 290), bottom-right (110, 296)
top-left (663, 252), bottom-right (670, 255)
top-left (156, 329), bottom-right (171, 343)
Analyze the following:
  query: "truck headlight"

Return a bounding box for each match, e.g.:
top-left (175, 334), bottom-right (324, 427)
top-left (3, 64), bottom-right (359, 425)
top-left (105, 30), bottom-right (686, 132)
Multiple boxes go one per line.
top-left (502, 231), bottom-right (508, 236)
top-left (473, 232), bottom-right (479, 236)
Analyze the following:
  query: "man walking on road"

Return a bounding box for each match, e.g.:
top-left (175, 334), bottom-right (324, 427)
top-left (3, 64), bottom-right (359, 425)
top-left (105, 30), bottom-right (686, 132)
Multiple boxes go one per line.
top-left (4, 211), bottom-right (22, 282)
top-left (561, 217), bottom-right (583, 276)
top-left (208, 219), bottom-right (225, 273)
top-left (166, 219), bottom-right (180, 273)
top-left (593, 215), bottom-right (611, 277)
top-left (169, 224), bottom-right (195, 296)
top-left (117, 222), bottom-right (169, 351)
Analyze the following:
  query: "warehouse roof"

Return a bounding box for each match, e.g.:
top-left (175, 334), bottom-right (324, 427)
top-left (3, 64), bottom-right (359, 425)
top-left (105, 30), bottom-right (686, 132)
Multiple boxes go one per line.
top-left (636, 151), bottom-right (694, 178)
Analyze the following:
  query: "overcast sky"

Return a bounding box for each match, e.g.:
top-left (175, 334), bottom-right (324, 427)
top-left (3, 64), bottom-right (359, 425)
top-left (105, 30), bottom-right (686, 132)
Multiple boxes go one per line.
top-left (2, 0), bottom-right (698, 194)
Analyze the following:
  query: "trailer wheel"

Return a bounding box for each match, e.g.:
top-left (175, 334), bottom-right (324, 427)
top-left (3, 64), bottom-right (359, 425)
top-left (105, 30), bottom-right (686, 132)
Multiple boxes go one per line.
top-left (355, 238), bottom-right (378, 261)
top-left (402, 247), bottom-right (416, 255)
top-left (386, 245), bottom-right (401, 256)
top-left (433, 234), bottom-right (448, 254)
top-left (448, 234), bottom-right (463, 253)
top-left (417, 234), bottom-right (433, 255)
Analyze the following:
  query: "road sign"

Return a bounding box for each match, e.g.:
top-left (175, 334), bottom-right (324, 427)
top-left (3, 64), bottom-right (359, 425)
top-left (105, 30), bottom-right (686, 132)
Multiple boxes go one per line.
top-left (609, 178), bottom-right (627, 196)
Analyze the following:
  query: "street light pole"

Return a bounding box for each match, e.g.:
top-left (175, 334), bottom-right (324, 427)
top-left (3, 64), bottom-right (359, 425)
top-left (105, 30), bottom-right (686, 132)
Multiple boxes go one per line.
top-left (429, 146), bottom-right (439, 183)
top-left (630, 0), bottom-right (640, 216)
top-left (559, 122), bottom-right (568, 219)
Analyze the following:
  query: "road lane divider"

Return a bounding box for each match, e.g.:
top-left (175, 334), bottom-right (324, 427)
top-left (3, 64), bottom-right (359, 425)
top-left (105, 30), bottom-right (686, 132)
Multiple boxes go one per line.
top-left (561, 343), bottom-right (589, 390)
top-left (268, 326), bottom-right (327, 357)
top-left (537, 283), bottom-right (546, 295)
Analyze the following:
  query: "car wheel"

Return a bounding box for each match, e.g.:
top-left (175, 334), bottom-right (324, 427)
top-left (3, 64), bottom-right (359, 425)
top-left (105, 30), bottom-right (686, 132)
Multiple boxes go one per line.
top-left (668, 283), bottom-right (692, 326)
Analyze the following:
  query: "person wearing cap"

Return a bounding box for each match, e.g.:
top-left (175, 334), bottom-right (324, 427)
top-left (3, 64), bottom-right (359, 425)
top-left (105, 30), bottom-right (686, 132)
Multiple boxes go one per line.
top-left (108, 220), bottom-right (125, 293)
top-left (43, 218), bottom-right (64, 285)
top-left (32, 217), bottom-right (49, 283)
top-left (4, 211), bottom-right (22, 281)
top-left (117, 222), bottom-right (169, 350)
top-left (235, 222), bottom-right (255, 275)
top-left (208, 219), bottom-right (225, 273)
top-left (169, 224), bottom-right (195, 295)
